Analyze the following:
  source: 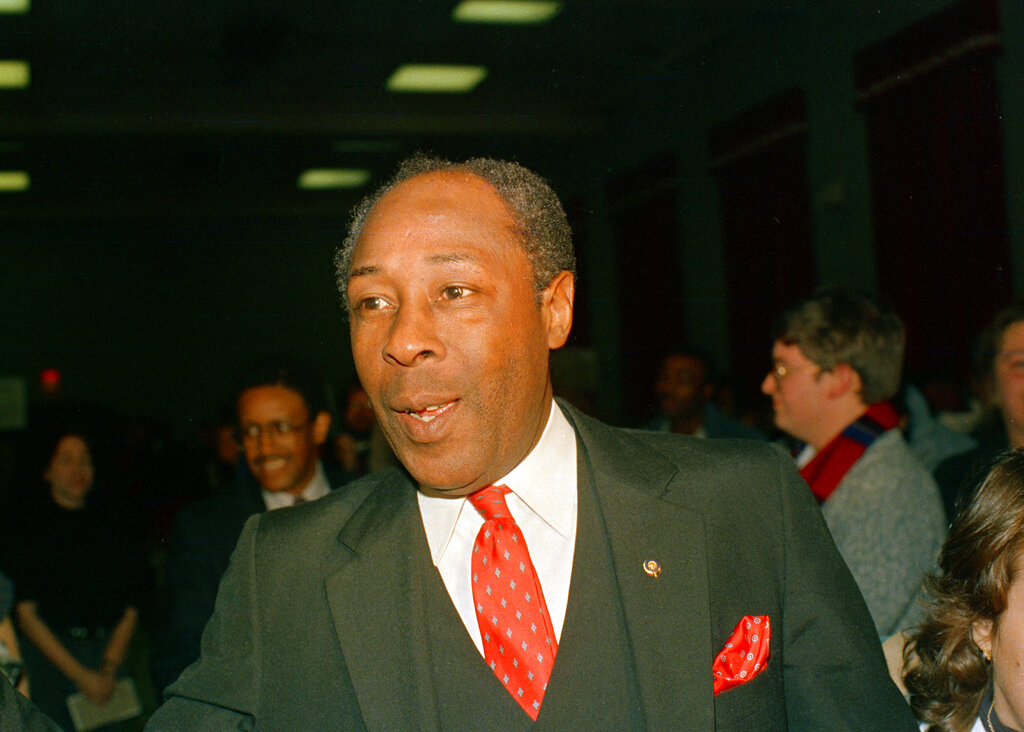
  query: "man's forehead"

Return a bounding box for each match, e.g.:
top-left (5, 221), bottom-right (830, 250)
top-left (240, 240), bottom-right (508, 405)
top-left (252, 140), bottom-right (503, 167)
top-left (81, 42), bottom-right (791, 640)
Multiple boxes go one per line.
top-left (374, 168), bottom-right (502, 212)
top-left (350, 173), bottom-right (520, 274)
top-left (238, 384), bottom-right (309, 415)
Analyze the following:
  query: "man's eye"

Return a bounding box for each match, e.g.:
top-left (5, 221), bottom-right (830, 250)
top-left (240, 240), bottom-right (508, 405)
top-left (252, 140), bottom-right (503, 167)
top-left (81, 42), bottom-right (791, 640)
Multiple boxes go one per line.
top-left (354, 296), bottom-right (388, 312)
top-left (442, 285), bottom-right (468, 300)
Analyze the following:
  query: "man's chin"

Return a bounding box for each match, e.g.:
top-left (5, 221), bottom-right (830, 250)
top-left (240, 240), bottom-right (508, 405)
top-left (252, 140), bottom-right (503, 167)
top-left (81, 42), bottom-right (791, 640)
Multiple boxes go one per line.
top-left (401, 455), bottom-right (486, 498)
top-left (416, 482), bottom-right (480, 499)
top-left (258, 479), bottom-right (300, 494)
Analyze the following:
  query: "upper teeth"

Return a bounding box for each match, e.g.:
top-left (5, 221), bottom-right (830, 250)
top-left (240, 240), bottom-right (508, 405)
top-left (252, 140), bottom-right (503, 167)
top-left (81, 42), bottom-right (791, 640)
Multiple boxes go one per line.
top-left (408, 404), bottom-right (442, 422)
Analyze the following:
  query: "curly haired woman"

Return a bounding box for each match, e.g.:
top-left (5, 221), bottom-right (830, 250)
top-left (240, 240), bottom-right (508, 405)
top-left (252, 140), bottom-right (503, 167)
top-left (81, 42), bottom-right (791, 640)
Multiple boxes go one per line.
top-left (904, 449), bottom-right (1024, 731)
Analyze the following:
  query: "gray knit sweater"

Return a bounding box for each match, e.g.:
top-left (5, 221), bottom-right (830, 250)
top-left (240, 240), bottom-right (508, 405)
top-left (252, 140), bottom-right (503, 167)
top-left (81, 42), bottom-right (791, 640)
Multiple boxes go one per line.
top-left (820, 429), bottom-right (946, 637)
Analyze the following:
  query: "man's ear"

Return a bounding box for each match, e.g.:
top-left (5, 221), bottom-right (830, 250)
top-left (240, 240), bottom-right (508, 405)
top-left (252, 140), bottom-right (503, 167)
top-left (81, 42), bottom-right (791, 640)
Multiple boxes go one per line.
top-left (825, 363), bottom-right (861, 400)
top-left (972, 618), bottom-right (993, 660)
top-left (312, 411), bottom-right (332, 446)
top-left (542, 271), bottom-right (575, 350)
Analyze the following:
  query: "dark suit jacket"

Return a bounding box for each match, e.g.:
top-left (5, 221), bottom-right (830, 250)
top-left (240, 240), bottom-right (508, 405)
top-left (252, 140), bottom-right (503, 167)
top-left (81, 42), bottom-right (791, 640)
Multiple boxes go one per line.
top-left (148, 403), bottom-right (915, 730)
top-left (152, 465), bottom-right (349, 693)
top-left (0, 672), bottom-right (62, 732)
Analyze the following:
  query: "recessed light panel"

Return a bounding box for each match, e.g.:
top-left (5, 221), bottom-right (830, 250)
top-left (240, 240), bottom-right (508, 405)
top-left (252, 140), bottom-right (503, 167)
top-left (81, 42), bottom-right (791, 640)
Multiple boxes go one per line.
top-left (453, 1), bottom-right (560, 24)
top-left (0, 171), bottom-right (29, 191)
top-left (298, 169), bottom-right (370, 190)
top-left (0, 60), bottom-right (29, 88)
top-left (0, 0), bottom-right (30, 13)
top-left (386, 64), bottom-right (487, 93)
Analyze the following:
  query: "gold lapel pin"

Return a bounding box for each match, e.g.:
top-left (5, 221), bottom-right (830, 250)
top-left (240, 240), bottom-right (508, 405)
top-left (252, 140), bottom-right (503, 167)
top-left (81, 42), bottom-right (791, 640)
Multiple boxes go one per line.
top-left (643, 559), bottom-right (662, 578)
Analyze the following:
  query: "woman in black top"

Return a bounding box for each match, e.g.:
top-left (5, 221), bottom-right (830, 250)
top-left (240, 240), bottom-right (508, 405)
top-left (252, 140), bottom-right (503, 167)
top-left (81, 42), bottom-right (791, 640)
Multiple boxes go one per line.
top-left (5, 430), bottom-right (142, 730)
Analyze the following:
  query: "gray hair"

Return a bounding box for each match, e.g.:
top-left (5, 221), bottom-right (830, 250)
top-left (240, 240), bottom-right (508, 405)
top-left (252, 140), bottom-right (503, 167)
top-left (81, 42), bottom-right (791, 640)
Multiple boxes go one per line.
top-left (773, 287), bottom-right (906, 404)
top-left (333, 153), bottom-right (576, 312)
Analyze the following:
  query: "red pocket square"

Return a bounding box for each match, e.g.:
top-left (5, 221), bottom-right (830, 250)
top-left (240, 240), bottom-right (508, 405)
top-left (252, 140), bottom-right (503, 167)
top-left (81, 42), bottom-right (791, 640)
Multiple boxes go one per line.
top-left (712, 615), bottom-right (770, 695)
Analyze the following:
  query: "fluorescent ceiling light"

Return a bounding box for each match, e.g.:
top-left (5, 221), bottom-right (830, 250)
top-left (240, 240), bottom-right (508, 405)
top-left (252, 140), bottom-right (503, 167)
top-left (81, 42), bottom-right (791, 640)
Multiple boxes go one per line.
top-left (0, 171), bottom-right (29, 191)
top-left (0, 0), bottom-right (30, 13)
top-left (386, 64), bottom-right (487, 93)
top-left (297, 168), bottom-right (370, 190)
top-left (453, 1), bottom-right (560, 24)
top-left (0, 60), bottom-right (29, 88)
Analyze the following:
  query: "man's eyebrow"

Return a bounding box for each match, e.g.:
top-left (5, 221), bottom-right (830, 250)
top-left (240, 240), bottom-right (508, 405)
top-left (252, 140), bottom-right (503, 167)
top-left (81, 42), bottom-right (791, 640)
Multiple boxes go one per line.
top-left (426, 252), bottom-right (479, 266)
top-left (348, 252), bottom-right (480, 281)
top-left (348, 264), bottom-right (381, 280)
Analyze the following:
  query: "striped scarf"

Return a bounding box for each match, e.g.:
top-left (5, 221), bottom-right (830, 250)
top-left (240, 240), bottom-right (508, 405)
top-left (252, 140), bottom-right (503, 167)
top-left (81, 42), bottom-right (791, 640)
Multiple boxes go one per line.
top-left (799, 401), bottom-right (901, 504)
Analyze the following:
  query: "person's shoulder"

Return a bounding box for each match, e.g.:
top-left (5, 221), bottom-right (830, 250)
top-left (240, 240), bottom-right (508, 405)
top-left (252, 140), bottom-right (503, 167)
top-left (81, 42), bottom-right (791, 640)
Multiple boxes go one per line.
top-left (612, 419), bottom-right (781, 466)
top-left (835, 430), bottom-right (946, 526)
top-left (242, 468), bottom-right (407, 573)
top-left (702, 402), bottom-right (766, 440)
top-left (256, 467), bottom-right (405, 535)
top-left (564, 403), bottom-right (794, 506)
top-left (856, 429), bottom-right (932, 477)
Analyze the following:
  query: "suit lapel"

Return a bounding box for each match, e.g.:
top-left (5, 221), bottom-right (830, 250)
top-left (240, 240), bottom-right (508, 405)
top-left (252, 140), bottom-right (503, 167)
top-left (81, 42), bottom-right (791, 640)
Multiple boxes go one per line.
top-left (324, 471), bottom-right (442, 730)
top-left (563, 404), bottom-right (715, 730)
top-left (324, 405), bottom-right (716, 729)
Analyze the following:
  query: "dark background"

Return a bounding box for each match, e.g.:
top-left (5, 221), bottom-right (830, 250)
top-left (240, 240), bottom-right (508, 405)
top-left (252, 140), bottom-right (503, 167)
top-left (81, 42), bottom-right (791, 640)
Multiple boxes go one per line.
top-left (2, 0), bottom-right (1022, 441)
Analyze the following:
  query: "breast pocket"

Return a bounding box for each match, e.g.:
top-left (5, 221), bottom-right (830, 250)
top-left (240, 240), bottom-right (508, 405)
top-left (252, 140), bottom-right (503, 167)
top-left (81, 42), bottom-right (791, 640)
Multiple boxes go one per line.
top-left (712, 663), bottom-right (786, 730)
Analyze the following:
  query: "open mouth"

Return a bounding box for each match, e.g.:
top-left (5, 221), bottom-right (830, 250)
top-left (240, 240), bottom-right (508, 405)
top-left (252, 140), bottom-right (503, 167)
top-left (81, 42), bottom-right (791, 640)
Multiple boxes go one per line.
top-left (402, 400), bottom-right (456, 423)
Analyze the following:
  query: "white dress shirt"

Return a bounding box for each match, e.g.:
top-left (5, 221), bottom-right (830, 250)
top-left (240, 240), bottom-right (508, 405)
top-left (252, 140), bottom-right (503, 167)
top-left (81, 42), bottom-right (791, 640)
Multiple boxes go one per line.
top-left (418, 400), bottom-right (578, 656)
top-left (262, 461), bottom-right (331, 510)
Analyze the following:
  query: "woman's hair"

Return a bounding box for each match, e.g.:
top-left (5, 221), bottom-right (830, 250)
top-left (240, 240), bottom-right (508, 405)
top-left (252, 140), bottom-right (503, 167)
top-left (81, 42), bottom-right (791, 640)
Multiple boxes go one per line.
top-left (904, 449), bottom-right (1024, 730)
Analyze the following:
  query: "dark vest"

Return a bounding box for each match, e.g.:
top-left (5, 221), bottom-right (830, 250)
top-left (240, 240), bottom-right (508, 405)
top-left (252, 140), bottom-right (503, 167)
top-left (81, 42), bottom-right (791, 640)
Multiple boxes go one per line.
top-left (423, 469), bottom-right (647, 729)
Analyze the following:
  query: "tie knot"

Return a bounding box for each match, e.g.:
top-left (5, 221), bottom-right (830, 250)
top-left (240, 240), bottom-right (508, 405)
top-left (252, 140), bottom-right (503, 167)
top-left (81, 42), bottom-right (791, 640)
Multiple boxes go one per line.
top-left (469, 484), bottom-right (512, 522)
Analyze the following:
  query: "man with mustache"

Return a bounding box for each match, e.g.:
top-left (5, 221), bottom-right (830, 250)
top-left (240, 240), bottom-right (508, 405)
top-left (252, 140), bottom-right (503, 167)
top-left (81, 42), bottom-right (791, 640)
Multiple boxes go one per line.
top-left (153, 355), bottom-right (348, 694)
top-left (149, 156), bottom-right (915, 730)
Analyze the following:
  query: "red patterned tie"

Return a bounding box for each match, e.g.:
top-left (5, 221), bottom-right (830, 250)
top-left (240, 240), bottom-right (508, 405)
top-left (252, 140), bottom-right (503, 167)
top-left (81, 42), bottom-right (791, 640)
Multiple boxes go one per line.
top-left (470, 485), bottom-right (558, 720)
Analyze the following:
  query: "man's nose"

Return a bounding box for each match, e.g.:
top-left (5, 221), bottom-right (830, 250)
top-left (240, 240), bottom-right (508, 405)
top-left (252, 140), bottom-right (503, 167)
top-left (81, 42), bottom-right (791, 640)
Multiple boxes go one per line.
top-left (761, 372), bottom-right (775, 395)
top-left (255, 429), bottom-right (276, 454)
top-left (383, 300), bottom-right (446, 366)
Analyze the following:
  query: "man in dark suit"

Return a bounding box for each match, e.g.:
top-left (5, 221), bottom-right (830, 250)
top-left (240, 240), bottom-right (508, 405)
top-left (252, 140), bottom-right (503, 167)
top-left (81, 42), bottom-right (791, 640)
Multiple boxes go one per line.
top-left (0, 672), bottom-right (62, 732)
top-left (148, 155), bottom-right (916, 729)
top-left (151, 356), bottom-right (351, 693)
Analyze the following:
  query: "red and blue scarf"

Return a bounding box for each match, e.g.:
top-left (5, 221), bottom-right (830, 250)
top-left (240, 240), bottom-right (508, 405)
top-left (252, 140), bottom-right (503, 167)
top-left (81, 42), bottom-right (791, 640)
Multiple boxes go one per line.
top-left (799, 401), bottom-right (900, 504)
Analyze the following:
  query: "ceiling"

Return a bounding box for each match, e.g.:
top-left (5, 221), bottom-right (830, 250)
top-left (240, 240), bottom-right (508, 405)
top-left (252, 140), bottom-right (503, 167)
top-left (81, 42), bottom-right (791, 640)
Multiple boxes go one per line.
top-left (0, 1), bottom-right (811, 223)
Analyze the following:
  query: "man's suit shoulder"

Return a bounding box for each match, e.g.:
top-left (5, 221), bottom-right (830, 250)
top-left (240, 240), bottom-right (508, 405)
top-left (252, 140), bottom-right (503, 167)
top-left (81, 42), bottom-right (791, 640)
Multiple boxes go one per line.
top-left (565, 403), bottom-right (804, 517)
top-left (244, 468), bottom-right (406, 567)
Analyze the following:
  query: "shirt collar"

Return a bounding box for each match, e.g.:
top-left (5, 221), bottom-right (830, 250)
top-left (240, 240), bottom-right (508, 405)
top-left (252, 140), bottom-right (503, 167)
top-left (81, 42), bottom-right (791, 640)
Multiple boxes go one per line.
top-left (262, 461), bottom-right (330, 510)
top-left (418, 399), bottom-right (577, 565)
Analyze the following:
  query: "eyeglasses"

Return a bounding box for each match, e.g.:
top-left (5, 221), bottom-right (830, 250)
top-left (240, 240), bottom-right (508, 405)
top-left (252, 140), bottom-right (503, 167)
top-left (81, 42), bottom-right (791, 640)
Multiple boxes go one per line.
top-left (235, 420), bottom-right (311, 443)
top-left (768, 363), bottom-right (820, 383)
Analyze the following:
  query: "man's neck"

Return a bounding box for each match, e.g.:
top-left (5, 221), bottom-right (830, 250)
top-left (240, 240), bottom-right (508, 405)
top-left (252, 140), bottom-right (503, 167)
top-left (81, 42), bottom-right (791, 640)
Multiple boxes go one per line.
top-left (806, 400), bottom-right (869, 452)
top-left (261, 462), bottom-right (326, 509)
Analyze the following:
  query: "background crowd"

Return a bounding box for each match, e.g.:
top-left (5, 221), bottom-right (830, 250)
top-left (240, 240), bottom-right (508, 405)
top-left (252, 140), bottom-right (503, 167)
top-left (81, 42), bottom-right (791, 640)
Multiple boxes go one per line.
top-left (1, 291), bottom-right (1023, 730)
